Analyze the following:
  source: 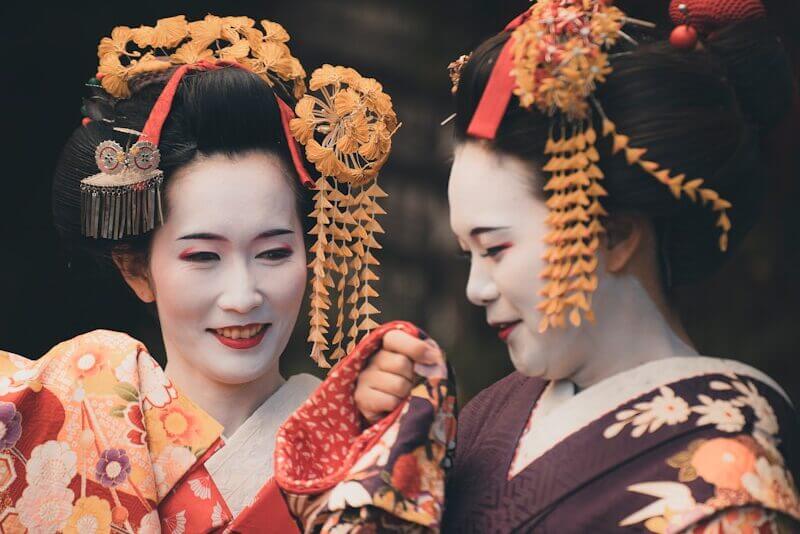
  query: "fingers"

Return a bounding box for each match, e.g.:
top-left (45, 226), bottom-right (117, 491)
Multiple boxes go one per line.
top-left (383, 330), bottom-right (442, 365)
top-left (371, 349), bottom-right (414, 382)
top-left (366, 369), bottom-right (413, 399)
top-left (354, 384), bottom-right (403, 424)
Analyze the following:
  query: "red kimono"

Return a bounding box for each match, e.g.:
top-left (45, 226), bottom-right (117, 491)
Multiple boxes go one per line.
top-left (0, 321), bottom-right (455, 533)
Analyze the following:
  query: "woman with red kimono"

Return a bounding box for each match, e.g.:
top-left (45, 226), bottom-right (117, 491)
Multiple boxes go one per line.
top-left (0, 14), bottom-right (454, 533)
top-left (365, 0), bottom-right (800, 531)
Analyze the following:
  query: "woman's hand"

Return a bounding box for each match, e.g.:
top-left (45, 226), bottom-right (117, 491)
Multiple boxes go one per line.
top-left (354, 330), bottom-right (443, 424)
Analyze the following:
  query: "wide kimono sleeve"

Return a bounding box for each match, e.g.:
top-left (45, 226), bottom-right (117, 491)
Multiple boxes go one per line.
top-left (273, 321), bottom-right (457, 533)
top-left (0, 330), bottom-right (223, 533)
top-left (606, 375), bottom-right (800, 534)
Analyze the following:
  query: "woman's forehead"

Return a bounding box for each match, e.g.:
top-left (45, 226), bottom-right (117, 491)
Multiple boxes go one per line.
top-left (449, 144), bottom-right (541, 233)
top-left (165, 152), bottom-right (300, 234)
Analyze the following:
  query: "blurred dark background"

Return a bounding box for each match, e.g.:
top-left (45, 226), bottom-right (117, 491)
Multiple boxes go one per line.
top-left (1, 0), bottom-right (798, 405)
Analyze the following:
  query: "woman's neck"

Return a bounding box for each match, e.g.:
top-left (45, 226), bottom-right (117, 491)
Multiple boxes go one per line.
top-left (567, 274), bottom-right (697, 391)
top-left (164, 353), bottom-right (285, 437)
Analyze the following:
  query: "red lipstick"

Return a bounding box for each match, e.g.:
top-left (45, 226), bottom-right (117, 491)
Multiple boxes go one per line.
top-left (497, 321), bottom-right (522, 342)
top-left (211, 325), bottom-right (268, 350)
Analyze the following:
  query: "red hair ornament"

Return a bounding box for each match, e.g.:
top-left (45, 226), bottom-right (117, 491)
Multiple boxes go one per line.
top-left (669, 0), bottom-right (767, 50)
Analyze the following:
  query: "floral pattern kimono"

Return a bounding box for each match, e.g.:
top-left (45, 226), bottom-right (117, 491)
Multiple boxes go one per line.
top-left (0, 321), bottom-right (455, 533)
top-left (444, 357), bottom-right (800, 533)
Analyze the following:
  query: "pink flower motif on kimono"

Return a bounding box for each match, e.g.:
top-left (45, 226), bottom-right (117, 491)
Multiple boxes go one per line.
top-left (140, 356), bottom-right (177, 409)
top-left (95, 448), bottom-right (131, 487)
top-left (0, 401), bottom-right (22, 449)
top-left (16, 484), bottom-right (74, 533)
top-left (25, 440), bottom-right (77, 486)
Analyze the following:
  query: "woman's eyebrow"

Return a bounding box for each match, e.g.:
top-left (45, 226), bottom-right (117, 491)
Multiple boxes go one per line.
top-left (177, 232), bottom-right (225, 241)
top-left (256, 229), bottom-right (294, 239)
top-left (470, 226), bottom-right (509, 237)
top-left (177, 229), bottom-right (293, 241)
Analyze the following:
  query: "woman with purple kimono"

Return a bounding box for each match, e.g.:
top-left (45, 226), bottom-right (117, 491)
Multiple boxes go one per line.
top-left (366, 0), bottom-right (800, 531)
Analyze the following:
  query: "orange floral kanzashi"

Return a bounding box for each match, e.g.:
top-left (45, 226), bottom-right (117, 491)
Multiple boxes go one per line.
top-left (290, 65), bottom-right (399, 366)
top-left (96, 15), bottom-right (306, 100)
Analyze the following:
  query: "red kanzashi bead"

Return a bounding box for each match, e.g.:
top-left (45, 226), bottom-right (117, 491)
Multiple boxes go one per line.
top-left (81, 117), bottom-right (92, 126)
top-left (670, 24), bottom-right (699, 50)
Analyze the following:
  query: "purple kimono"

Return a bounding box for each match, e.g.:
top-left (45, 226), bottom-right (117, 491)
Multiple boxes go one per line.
top-left (444, 357), bottom-right (800, 532)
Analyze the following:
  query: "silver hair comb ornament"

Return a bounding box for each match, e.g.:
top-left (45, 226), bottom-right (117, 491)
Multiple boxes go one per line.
top-left (80, 138), bottom-right (164, 239)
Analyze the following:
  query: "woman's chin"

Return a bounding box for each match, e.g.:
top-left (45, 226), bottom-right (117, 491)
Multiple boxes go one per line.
top-left (507, 344), bottom-right (547, 378)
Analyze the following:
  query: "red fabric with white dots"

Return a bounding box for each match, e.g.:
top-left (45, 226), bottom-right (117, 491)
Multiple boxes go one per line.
top-left (669, 0), bottom-right (766, 34)
top-left (273, 320), bottom-right (421, 495)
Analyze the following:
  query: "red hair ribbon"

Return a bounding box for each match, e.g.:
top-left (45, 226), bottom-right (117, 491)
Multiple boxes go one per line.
top-left (139, 59), bottom-right (314, 189)
top-left (466, 11), bottom-right (531, 140)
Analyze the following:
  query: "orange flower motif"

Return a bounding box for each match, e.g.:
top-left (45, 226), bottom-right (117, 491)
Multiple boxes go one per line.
top-left (95, 15), bottom-right (306, 99)
top-left (292, 66), bottom-right (397, 185)
top-left (159, 404), bottom-right (197, 442)
top-left (127, 53), bottom-right (171, 77)
top-left (691, 437), bottom-right (756, 491)
top-left (171, 41), bottom-right (214, 65)
top-left (188, 15), bottom-right (225, 47)
top-left (97, 26), bottom-right (135, 59)
top-left (260, 20), bottom-right (290, 43)
top-left (97, 54), bottom-right (131, 99)
top-left (131, 16), bottom-right (189, 49)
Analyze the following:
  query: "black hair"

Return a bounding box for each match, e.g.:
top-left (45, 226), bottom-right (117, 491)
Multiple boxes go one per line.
top-left (52, 67), bottom-right (312, 276)
top-left (455, 17), bottom-right (793, 286)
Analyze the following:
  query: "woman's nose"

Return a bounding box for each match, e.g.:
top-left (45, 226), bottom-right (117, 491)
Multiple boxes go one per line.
top-left (217, 262), bottom-right (264, 314)
top-left (466, 260), bottom-right (499, 306)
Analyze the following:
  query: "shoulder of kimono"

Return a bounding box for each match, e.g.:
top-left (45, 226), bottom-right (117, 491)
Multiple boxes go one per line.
top-left (1, 329), bottom-right (151, 371)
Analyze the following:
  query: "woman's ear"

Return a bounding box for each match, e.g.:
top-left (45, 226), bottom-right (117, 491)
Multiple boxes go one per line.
top-left (603, 214), bottom-right (647, 274)
top-left (112, 252), bottom-right (155, 303)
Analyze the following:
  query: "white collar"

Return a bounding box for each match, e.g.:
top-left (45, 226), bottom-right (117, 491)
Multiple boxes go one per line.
top-left (204, 373), bottom-right (320, 516)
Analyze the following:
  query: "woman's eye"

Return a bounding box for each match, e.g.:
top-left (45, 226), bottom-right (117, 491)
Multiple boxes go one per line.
top-left (258, 248), bottom-right (292, 261)
top-left (481, 244), bottom-right (511, 258)
top-left (181, 251), bottom-right (220, 262)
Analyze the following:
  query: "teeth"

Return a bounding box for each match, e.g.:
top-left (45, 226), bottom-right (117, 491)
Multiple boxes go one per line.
top-left (215, 324), bottom-right (264, 339)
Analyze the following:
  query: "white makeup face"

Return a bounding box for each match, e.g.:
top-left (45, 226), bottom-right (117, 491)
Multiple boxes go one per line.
top-left (146, 151), bottom-right (307, 385)
top-left (448, 142), bottom-right (590, 380)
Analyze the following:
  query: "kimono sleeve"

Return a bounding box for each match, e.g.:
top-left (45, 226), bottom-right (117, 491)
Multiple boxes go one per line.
top-left (0, 330), bottom-right (223, 533)
top-left (274, 321), bottom-right (457, 533)
top-left (686, 505), bottom-right (800, 533)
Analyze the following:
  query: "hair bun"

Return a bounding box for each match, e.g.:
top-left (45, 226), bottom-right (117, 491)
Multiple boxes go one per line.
top-left (706, 18), bottom-right (794, 133)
